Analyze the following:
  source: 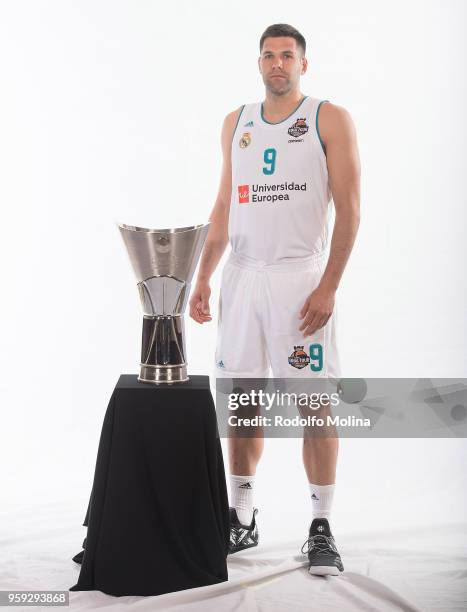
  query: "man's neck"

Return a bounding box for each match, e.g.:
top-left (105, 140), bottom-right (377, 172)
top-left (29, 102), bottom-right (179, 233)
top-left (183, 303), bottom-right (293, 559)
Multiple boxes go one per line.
top-left (262, 90), bottom-right (305, 122)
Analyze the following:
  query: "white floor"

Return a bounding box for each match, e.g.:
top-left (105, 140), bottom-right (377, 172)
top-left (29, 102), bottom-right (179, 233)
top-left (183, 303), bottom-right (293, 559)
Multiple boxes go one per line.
top-left (1, 491), bottom-right (466, 612)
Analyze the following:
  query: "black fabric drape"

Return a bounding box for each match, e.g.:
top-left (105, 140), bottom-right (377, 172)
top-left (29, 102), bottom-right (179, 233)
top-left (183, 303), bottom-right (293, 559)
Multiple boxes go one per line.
top-left (70, 375), bottom-right (229, 597)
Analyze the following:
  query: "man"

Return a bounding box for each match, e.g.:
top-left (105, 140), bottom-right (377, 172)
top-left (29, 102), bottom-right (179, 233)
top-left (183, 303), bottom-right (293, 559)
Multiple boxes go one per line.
top-left (189, 23), bottom-right (360, 576)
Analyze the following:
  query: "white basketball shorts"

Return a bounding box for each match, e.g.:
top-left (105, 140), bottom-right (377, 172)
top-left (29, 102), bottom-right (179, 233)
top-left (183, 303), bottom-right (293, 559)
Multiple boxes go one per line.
top-left (213, 251), bottom-right (341, 379)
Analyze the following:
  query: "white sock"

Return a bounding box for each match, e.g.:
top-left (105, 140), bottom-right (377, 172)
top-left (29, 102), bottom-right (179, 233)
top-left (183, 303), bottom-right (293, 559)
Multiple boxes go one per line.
top-left (230, 474), bottom-right (255, 526)
top-left (309, 483), bottom-right (335, 519)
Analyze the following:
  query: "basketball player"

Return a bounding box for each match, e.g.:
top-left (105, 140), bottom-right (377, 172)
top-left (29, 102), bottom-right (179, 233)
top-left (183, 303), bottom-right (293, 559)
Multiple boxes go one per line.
top-left (189, 23), bottom-right (360, 575)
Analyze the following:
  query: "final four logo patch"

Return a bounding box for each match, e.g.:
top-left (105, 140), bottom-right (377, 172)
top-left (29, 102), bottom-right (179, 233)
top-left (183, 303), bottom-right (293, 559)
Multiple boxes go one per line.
top-left (288, 345), bottom-right (311, 369)
top-left (288, 118), bottom-right (309, 139)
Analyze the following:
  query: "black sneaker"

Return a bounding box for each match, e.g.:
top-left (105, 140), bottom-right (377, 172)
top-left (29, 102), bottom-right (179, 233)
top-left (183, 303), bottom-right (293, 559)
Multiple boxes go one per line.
top-left (228, 507), bottom-right (259, 555)
top-left (301, 518), bottom-right (344, 576)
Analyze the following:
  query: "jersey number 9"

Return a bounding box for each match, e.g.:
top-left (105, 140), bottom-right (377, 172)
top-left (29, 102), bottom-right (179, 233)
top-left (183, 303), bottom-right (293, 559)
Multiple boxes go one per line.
top-left (309, 343), bottom-right (323, 372)
top-left (262, 148), bottom-right (277, 175)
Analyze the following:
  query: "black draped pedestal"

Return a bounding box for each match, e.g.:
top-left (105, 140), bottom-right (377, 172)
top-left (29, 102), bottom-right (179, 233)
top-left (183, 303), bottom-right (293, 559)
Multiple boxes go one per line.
top-left (69, 375), bottom-right (229, 597)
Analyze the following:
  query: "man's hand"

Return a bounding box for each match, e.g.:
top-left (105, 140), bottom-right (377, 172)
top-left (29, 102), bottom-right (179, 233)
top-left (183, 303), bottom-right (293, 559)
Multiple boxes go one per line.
top-left (189, 281), bottom-right (212, 324)
top-left (298, 286), bottom-right (335, 336)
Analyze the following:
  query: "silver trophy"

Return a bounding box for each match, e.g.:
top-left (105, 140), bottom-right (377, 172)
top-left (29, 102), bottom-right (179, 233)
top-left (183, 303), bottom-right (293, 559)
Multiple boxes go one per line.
top-left (118, 223), bottom-right (210, 384)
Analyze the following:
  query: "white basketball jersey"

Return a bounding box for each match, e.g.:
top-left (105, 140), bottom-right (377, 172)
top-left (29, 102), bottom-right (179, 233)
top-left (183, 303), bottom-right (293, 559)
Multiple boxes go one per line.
top-left (228, 96), bottom-right (333, 264)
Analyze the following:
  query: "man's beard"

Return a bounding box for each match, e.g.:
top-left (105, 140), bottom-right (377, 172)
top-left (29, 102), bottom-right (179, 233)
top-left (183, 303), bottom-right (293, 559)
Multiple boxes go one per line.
top-left (265, 76), bottom-right (292, 96)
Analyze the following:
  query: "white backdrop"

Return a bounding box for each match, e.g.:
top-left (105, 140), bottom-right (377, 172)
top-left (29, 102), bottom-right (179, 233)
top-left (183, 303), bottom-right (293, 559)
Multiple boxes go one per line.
top-left (0, 0), bottom-right (466, 561)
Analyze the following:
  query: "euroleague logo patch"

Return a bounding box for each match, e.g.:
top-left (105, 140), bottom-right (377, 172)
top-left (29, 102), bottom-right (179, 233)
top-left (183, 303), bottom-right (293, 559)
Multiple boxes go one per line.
top-left (288, 345), bottom-right (311, 369)
top-left (288, 117), bottom-right (309, 139)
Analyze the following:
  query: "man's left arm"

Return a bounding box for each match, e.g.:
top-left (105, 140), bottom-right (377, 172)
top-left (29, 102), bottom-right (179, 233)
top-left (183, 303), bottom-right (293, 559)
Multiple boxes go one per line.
top-left (299, 103), bottom-right (361, 336)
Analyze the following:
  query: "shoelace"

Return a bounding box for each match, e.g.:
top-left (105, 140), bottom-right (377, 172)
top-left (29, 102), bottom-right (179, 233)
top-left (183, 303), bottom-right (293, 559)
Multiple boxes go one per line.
top-left (301, 534), bottom-right (338, 556)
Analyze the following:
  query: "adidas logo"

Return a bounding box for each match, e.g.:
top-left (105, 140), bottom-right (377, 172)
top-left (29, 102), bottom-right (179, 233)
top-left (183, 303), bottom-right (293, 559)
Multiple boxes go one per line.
top-left (217, 360), bottom-right (225, 369)
top-left (244, 120), bottom-right (254, 127)
top-left (239, 482), bottom-right (252, 489)
top-left (311, 493), bottom-right (320, 500)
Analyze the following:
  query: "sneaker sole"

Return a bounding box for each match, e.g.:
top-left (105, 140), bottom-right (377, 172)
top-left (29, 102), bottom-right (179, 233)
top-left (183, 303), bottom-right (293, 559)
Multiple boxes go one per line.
top-left (308, 565), bottom-right (342, 576)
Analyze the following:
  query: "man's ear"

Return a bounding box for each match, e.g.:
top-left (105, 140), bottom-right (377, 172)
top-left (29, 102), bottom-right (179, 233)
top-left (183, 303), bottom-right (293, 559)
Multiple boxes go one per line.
top-left (258, 56), bottom-right (262, 73)
top-left (301, 56), bottom-right (308, 75)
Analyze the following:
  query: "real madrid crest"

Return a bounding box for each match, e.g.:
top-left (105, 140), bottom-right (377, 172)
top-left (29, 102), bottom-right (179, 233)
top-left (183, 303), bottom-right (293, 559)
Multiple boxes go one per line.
top-left (239, 132), bottom-right (251, 148)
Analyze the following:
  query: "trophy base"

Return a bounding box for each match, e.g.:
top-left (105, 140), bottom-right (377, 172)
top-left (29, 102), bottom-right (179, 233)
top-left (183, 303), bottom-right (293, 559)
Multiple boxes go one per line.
top-left (138, 363), bottom-right (188, 384)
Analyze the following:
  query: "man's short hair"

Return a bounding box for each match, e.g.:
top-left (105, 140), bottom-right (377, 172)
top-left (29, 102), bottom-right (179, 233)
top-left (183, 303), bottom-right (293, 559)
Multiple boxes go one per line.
top-left (259, 24), bottom-right (306, 55)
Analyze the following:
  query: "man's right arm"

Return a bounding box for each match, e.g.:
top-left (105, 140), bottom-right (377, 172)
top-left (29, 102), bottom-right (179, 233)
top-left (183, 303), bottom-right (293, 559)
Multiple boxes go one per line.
top-left (189, 107), bottom-right (242, 324)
